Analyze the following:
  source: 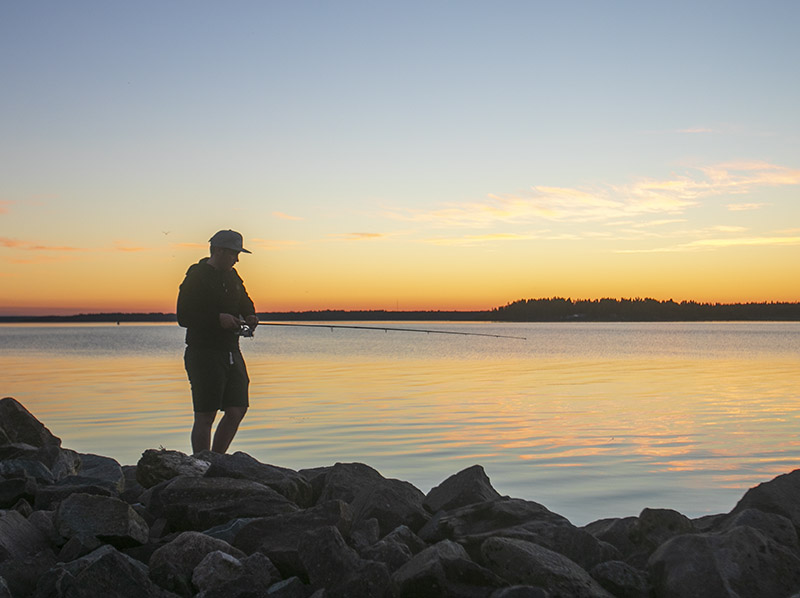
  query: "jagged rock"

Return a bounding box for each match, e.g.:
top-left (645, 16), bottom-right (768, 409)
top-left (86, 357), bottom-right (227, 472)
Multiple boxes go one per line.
top-left (35, 479), bottom-right (117, 510)
top-left (149, 531), bottom-right (246, 597)
top-left (731, 468), bottom-right (800, 527)
top-left (0, 476), bottom-right (37, 509)
top-left (136, 449), bottom-right (210, 489)
top-left (201, 451), bottom-right (313, 508)
top-left (350, 516), bottom-right (381, 549)
top-left (58, 534), bottom-right (104, 562)
top-left (27, 509), bottom-right (62, 547)
top-left (424, 465), bottom-right (502, 513)
top-left (0, 458), bottom-right (55, 484)
top-left (191, 550), bottom-right (244, 593)
top-left (234, 500), bottom-right (353, 577)
top-left (359, 538), bottom-right (413, 573)
top-left (391, 539), bottom-right (507, 598)
top-left (0, 509), bottom-right (51, 560)
top-left (36, 544), bottom-right (174, 598)
top-left (0, 397), bottom-right (61, 448)
top-left (75, 453), bottom-right (125, 492)
top-left (202, 517), bottom-right (259, 544)
top-left (589, 560), bottom-right (649, 598)
top-left (383, 525), bottom-right (428, 555)
top-left (481, 536), bottom-right (613, 597)
top-left (582, 517), bottom-right (638, 558)
top-left (144, 475), bottom-right (298, 531)
top-left (0, 576), bottom-right (9, 598)
top-left (648, 525), bottom-right (800, 598)
top-left (121, 465), bottom-right (145, 504)
top-left (194, 552), bottom-right (280, 598)
top-left (0, 549), bottom-right (57, 598)
top-left (490, 587), bottom-right (548, 598)
top-left (351, 478), bottom-right (430, 536)
top-left (55, 493), bottom-right (149, 548)
top-left (719, 507), bottom-right (799, 550)
top-left (302, 462), bottom-right (386, 504)
top-left (299, 525), bottom-right (391, 597)
top-left (266, 576), bottom-right (309, 598)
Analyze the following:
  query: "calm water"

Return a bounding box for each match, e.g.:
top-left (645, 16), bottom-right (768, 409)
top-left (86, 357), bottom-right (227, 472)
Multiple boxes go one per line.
top-left (1, 321), bottom-right (799, 525)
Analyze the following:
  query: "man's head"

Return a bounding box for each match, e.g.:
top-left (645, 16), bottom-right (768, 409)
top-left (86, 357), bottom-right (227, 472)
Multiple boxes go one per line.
top-left (208, 230), bottom-right (250, 271)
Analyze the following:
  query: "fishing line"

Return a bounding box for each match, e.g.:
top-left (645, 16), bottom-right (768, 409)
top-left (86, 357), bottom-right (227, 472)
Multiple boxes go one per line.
top-left (249, 321), bottom-right (526, 340)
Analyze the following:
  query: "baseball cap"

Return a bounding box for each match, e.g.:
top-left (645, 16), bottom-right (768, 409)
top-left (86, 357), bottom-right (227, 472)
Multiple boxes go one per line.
top-left (209, 230), bottom-right (251, 254)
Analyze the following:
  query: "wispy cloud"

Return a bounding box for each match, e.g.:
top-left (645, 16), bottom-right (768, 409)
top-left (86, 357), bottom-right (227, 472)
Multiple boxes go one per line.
top-left (726, 202), bottom-right (767, 211)
top-left (0, 237), bottom-right (83, 252)
top-left (331, 232), bottom-right (384, 241)
top-left (426, 232), bottom-right (538, 246)
top-left (273, 211), bottom-right (303, 221)
top-left (0, 200), bottom-right (13, 215)
top-left (250, 239), bottom-right (301, 251)
top-left (617, 234), bottom-right (800, 253)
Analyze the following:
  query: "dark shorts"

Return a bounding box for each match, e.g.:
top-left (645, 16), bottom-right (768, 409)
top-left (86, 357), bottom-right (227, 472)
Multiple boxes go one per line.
top-left (184, 346), bottom-right (249, 413)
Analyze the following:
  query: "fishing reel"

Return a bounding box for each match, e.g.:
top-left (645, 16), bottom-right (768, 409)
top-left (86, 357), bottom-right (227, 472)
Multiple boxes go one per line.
top-left (237, 324), bottom-right (254, 338)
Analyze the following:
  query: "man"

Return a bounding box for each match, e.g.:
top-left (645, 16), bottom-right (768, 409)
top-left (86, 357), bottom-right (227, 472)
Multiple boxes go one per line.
top-left (177, 229), bottom-right (259, 454)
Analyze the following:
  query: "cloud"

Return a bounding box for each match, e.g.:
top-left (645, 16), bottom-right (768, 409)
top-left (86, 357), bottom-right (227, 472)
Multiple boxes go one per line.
top-left (0, 237), bottom-right (83, 252)
top-left (616, 235), bottom-right (800, 253)
top-left (331, 232), bottom-right (384, 241)
top-left (250, 239), bottom-right (301, 251)
top-left (726, 202), bottom-right (767, 211)
top-left (0, 200), bottom-right (13, 215)
top-left (426, 232), bottom-right (538, 246)
top-left (273, 211), bottom-right (303, 221)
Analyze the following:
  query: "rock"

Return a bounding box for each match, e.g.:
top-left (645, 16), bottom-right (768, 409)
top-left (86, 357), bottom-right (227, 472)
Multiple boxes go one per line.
top-left (266, 576), bottom-right (309, 598)
top-left (589, 560), bottom-right (649, 598)
top-left (582, 517), bottom-right (638, 558)
top-left (382, 524), bottom-right (428, 555)
top-left (0, 549), bottom-right (57, 598)
top-left (145, 475), bottom-right (298, 531)
top-left (35, 479), bottom-right (117, 510)
top-left (359, 538), bottom-right (413, 573)
top-left (191, 550), bottom-right (244, 593)
top-left (0, 576), bottom-right (9, 598)
top-left (302, 462), bottom-right (386, 504)
top-left (234, 500), bottom-right (353, 578)
top-left (0, 458), bottom-right (55, 484)
top-left (351, 479), bottom-right (430, 536)
top-left (648, 525), bottom-right (800, 598)
top-left (299, 525), bottom-right (390, 598)
top-left (75, 453), bottom-right (125, 492)
top-left (719, 507), bottom-right (799, 550)
top-left (36, 544), bottom-right (172, 598)
top-left (731, 468), bottom-right (800, 528)
top-left (0, 509), bottom-right (51, 561)
top-left (490, 587), bottom-right (549, 598)
top-left (148, 531), bottom-right (246, 597)
top-left (136, 449), bottom-right (210, 489)
top-left (27, 509), bottom-right (62, 547)
top-left (55, 493), bottom-right (149, 548)
top-left (424, 465), bottom-right (502, 513)
top-left (481, 536), bottom-right (613, 598)
top-left (193, 551), bottom-right (281, 597)
top-left (121, 465), bottom-right (145, 504)
top-left (58, 533), bottom-right (105, 562)
top-left (201, 451), bottom-right (313, 508)
top-left (0, 398), bottom-right (61, 448)
top-left (392, 539), bottom-right (507, 598)
top-left (0, 476), bottom-right (37, 509)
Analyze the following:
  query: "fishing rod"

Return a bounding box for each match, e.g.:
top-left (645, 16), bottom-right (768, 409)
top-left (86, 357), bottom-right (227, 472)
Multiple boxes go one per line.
top-left (245, 321), bottom-right (526, 340)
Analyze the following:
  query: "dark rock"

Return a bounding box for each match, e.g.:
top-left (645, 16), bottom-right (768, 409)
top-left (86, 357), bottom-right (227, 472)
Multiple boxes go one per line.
top-left (626, 508), bottom-right (694, 568)
top-left (481, 536), bottom-right (613, 597)
top-left (201, 451), bottom-right (313, 508)
top-left (490, 587), bottom-right (549, 598)
top-left (0, 397), bottom-right (62, 448)
top-left (299, 525), bottom-right (390, 598)
top-left (58, 534), bottom-right (104, 562)
top-left (0, 549), bottom-right (57, 598)
top-left (424, 465), bottom-right (502, 513)
top-left (148, 531), bottom-right (246, 597)
top-left (55, 493), bottom-right (149, 548)
top-left (75, 453), bottom-right (125, 492)
top-left (392, 539), bottom-right (507, 598)
top-left (27, 509), bottom-right (62, 547)
top-left (34, 480), bottom-right (117, 510)
top-left (266, 576), bottom-right (309, 598)
top-left (0, 509), bottom-right (51, 561)
top-left (648, 525), bottom-right (800, 598)
top-left (359, 538), bottom-right (412, 573)
top-left (589, 560), bottom-right (649, 598)
top-left (583, 517), bottom-right (638, 558)
top-left (202, 517), bottom-right (259, 544)
top-left (350, 478), bottom-right (430, 536)
top-left (383, 524), bottom-right (428, 555)
top-left (121, 465), bottom-right (145, 504)
top-left (0, 476), bottom-right (37, 509)
top-left (191, 550), bottom-right (245, 593)
top-left (0, 576), bottom-right (9, 598)
top-left (0, 458), bottom-right (55, 484)
top-left (12, 497), bottom-right (33, 517)
top-left (145, 475), bottom-right (298, 531)
top-left (35, 544), bottom-right (173, 598)
top-left (720, 507), bottom-right (799, 550)
top-left (731, 468), bottom-right (800, 528)
top-left (190, 550), bottom-right (281, 597)
top-left (234, 500), bottom-right (353, 578)
top-left (303, 462), bottom-right (386, 504)
top-left (136, 449), bottom-right (210, 489)
top-left (350, 517), bottom-right (380, 550)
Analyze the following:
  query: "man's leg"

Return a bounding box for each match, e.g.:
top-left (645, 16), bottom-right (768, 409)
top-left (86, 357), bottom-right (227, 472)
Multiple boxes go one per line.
top-left (192, 411), bottom-right (217, 454)
top-left (211, 406), bottom-right (248, 454)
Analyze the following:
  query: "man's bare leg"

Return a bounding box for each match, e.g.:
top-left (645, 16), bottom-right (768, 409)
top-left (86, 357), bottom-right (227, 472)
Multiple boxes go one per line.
top-left (211, 406), bottom-right (248, 454)
top-left (191, 411), bottom-right (217, 454)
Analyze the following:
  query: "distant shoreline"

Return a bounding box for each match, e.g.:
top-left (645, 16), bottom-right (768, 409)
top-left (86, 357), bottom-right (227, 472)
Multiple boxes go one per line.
top-left (2, 297), bottom-right (799, 323)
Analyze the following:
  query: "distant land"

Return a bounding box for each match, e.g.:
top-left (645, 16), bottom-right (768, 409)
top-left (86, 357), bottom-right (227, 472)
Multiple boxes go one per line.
top-left (1, 298), bottom-right (799, 323)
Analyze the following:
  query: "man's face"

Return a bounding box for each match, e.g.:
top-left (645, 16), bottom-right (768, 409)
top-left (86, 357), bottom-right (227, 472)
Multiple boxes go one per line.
top-left (216, 247), bottom-right (240, 270)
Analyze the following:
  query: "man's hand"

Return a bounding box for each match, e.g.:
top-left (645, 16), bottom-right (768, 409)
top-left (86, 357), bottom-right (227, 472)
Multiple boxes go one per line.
top-left (219, 313), bottom-right (242, 331)
top-left (245, 315), bottom-right (259, 330)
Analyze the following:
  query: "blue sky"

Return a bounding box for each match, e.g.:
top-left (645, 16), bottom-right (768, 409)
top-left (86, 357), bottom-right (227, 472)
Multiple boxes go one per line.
top-left (1, 1), bottom-right (799, 313)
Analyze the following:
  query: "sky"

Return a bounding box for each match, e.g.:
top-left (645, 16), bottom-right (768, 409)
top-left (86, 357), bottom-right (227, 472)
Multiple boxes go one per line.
top-left (1, 1), bottom-right (799, 315)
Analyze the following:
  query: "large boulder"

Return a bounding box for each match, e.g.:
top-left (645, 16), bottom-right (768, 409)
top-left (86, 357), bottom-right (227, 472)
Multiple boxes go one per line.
top-left (144, 476), bottom-right (298, 531)
top-left (350, 477), bottom-right (431, 536)
top-left (424, 465), bottom-right (502, 513)
top-left (148, 531), bottom-right (246, 597)
top-left (136, 449), bottom-right (210, 489)
top-left (201, 451), bottom-right (313, 508)
top-left (74, 453), bottom-right (125, 493)
top-left (0, 549), bottom-right (58, 598)
top-left (481, 536), bottom-right (613, 598)
top-left (300, 462), bottom-right (386, 504)
top-left (0, 398), bottom-right (61, 448)
top-left (589, 560), bottom-right (649, 598)
top-left (192, 551), bottom-right (278, 598)
top-left (648, 525), bottom-right (800, 598)
top-left (0, 509), bottom-right (51, 561)
top-left (0, 444), bottom-right (81, 485)
top-left (233, 500), bottom-right (353, 577)
top-left (730, 469), bottom-right (800, 528)
top-left (391, 539), bottom-right (507, 598)
top-left (54, 493), bottom-right (149, 548)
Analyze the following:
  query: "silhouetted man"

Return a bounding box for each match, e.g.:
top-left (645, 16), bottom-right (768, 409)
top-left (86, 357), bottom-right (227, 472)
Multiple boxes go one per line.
top-left (177, 229), bottom-right (258, 454)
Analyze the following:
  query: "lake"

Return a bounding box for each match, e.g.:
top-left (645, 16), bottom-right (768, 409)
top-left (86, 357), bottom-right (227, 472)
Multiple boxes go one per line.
top-left (1, 320), bottom-right (799, 526)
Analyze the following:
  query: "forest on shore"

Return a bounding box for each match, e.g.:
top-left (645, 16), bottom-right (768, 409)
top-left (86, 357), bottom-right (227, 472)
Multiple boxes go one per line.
top-left (2, 297), bottom-right (799, 323)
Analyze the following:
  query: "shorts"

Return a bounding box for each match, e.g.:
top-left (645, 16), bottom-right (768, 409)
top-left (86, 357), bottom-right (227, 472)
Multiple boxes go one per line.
top-left (184, 346), bottom-right (250, 413)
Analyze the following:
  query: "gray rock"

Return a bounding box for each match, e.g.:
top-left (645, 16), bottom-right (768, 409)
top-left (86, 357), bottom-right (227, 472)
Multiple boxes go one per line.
top-left (0, 397), bottom-right (62, 448)
top-left (149, 531), bottom-right (246, 597)
top-left (731, 468), bottom-right (800, 528)
top-left (0, 477), bottom-right (37, 509)
top-left (382, 524), bottom-right (428, 555)
top-left (234, 500), bottom-right (353, 578)
top-left (299, 525), bottom-right (390, 598)
top-left (0, 458), bottom-right (55, 484)
top-left (648, 525), bottom-right (800, 598)
top-left (0, 509), bottom-right (51, 561)
top-left (589, 560), bottom-right (648, 598)
top-left (35, 544), bottom-right (172, 598)
top-left (490, 587), bottom-right (549, 598)
top-left (27, 509), bottom-right (62, 547)
top-left (359, 538), bottom-right (412, 573)
top-left (0, 549), bottom-right (57, 598)
top-left (55, 493), bottom-right (149, 547)
top-left (720, 507), bottom-right (799, 550)
top-left (201, 451), bottom-right (313, 508)
top-left (76, 453), bottom-right (125, 492)
top-left (34, 480), bottom-right (117, 510)
top-left (302, 462), bottom-right (386, 504)
top-left (0, 576), bottom-right (9, 598)
top-left (392, 539), bottom-right (507, 598)
top-left (136, 449), bottom-right (210, 489)
top-left (424, 465), bottom-right (502, 513)
top-left (266, 576), bottom-right (308, 598)
top-left (582, 517), bottom-right (638, 558)
top-left (58, 533), bottom-right (105, 562)
top-left (145, 475), bottom-right (298, 531)
top-left (121, 465), bottom-right (145, 503)
top-left (481, 536), bottom-right (613, 598)
top-left (191, 550), bottom-right (244, 593)
top-left (350, 478), bottom-right (430, 536)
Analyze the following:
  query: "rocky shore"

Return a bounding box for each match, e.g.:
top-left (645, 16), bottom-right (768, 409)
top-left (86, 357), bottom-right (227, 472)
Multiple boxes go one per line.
top-left (2, 397), bottom-right (800, 598)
